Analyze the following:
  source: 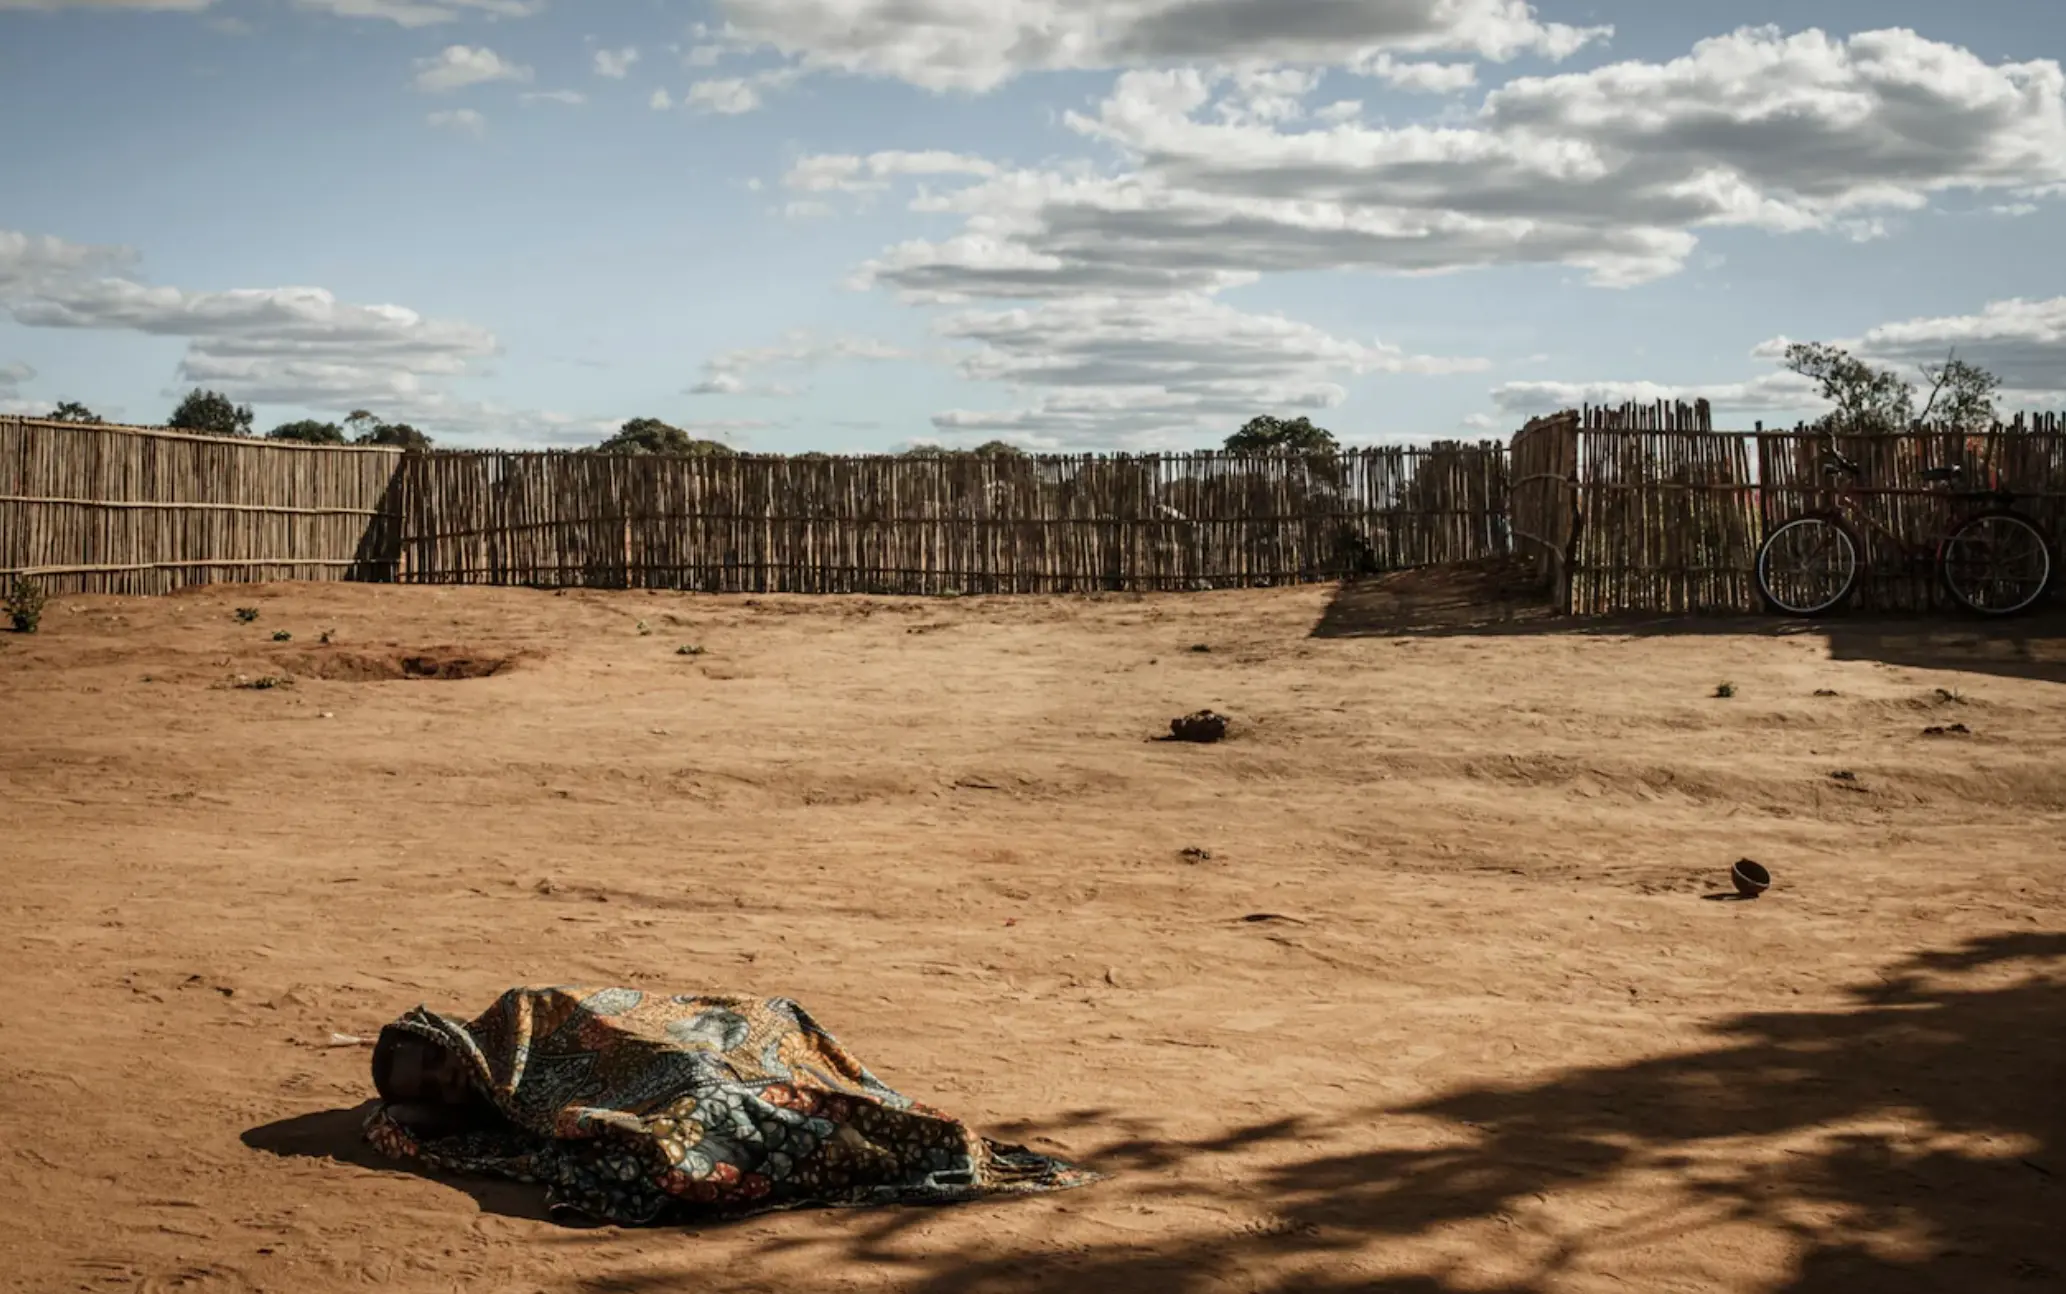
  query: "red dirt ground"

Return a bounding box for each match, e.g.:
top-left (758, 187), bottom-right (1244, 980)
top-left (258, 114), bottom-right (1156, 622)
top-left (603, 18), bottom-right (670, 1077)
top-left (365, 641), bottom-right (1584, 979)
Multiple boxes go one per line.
top-left (2, 578), bottom-right (2062, 1294)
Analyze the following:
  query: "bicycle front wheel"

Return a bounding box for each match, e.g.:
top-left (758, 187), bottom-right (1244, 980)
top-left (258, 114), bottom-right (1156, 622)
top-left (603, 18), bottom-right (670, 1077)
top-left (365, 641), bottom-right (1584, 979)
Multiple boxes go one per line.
top-left (1940, 510), bottom-right (2054, 616)
top-left (1757, 515), bottom-right (1861, 616)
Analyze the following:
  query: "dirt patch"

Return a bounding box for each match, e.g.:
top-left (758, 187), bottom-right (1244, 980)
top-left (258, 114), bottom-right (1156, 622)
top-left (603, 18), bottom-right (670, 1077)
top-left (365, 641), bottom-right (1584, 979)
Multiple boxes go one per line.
top-left (287, 646), bottom-right (518, 682)
top-left (2, 581), bottom-right (2063, 1294)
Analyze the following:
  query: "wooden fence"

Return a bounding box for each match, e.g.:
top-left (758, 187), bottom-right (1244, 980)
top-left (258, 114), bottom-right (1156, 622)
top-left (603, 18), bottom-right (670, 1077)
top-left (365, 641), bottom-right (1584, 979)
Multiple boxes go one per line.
top-left (0, 417), bottom-right (403, 597)
top-left (1522, 404), bottom-right (2066, 615)
top-left (390, 443), bottom-right (1510, 593)
top-left (13, 406), bottom-right (2062, 616)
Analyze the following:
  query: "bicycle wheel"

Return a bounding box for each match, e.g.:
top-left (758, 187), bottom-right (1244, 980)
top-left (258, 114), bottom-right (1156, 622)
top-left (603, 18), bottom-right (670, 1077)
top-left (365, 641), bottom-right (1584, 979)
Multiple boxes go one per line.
top-left (1756, 515), bottom-right (1861, 616)
top-left (1940, 510), bottom-right (2054, 616)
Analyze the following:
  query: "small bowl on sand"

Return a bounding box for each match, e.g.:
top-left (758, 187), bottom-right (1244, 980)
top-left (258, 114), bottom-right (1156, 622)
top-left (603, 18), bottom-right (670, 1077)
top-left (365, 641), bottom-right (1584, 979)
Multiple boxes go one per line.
top-left (1731, 859), bottom-right (1772, 899)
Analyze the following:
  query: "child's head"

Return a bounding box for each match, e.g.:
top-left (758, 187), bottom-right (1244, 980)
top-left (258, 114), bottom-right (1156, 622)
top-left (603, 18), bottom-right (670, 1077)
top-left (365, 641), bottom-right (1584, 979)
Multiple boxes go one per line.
top-left (372, 1028), bottom-right (476, 1106)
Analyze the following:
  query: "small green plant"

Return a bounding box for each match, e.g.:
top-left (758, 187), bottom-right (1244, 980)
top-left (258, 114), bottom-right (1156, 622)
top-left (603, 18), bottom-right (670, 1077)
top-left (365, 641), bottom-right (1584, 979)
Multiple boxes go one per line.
top-left (1714, 682), bottom-right (1736, 699)
top-left (237, 674), bottom-right (290, 690)
top-left (319, 629), bottom-right (334, 645)
top-left (636, 620), bottom-right (653, 636)
top-left (676, 644), bottom-right (705, 656)
top-left (234, 607), bottom-right (260, 624)
top-left (4, 579), bottom-right (46, 633)
top-left (1934, 687), bottom-right (1966, 705)
top-left (272, 630), bottom-right (293, 642)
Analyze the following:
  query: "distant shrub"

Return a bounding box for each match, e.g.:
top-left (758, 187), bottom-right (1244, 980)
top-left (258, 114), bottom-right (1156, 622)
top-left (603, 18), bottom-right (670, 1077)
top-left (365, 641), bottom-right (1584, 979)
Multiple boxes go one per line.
top-left (5, 579), bottom-right (46, 633)
top-left (235, 607), bottom-right (260, 623)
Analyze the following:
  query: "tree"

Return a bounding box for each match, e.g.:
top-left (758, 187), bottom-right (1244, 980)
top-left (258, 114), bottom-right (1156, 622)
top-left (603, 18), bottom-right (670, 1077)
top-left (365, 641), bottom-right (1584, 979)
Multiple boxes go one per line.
top-left (355, 420), bottom-right (433, 451)
top-left (588, 417), bottom-right (734, 456)
top-left (1781, 343), bottom-right (1913, 432)
top-left (266, 419), bottom-right (346, 445)
top-left (167, 388), bottom-right (255, 437)
top-left (1224, 415), bottom-right (1338, 454)
top-left (45, 401), bottom-right (103, 424)
top-left (1918, 353), bottom-right (2000, 432)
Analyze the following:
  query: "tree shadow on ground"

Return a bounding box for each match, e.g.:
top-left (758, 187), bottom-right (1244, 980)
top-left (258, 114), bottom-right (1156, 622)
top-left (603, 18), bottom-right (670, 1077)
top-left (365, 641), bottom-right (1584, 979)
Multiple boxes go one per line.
top-left (555, 932), bottom-right (2064, 1293)
top-left (1311, 566), bottom-right (2066, 685)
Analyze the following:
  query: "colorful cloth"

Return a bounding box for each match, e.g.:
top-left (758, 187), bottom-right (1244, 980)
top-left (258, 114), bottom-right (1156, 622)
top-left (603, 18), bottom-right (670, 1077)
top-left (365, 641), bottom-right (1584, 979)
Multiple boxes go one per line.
top-left (363, 987), bottom-right (1096, 1223)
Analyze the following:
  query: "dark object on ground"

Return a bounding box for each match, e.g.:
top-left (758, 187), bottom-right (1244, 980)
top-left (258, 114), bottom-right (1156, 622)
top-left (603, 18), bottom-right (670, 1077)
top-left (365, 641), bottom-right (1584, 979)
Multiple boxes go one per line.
top-left (363, 987), bottom-right (1096, 1224)
top-left (1189, 643), bottom-right (1212, 653)
top-left (1732, 859), bottom-right (1772, 898)
top-left (1923, 723), bottom-right (1972, 737)
top-left (1180, 847), bottom-right (1213, 862)
top-left (1813, 689), bottom-right (1840, 697)
top-left (1169, 710), bottom-right (1230, 743)
top-left (1714, 682), bottom-right (1736, 699)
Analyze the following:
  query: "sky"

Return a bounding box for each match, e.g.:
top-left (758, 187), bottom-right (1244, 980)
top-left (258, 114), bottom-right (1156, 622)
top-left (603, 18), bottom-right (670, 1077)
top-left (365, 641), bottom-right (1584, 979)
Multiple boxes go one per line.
top-left (0, 1), bottom-right (2063, 452)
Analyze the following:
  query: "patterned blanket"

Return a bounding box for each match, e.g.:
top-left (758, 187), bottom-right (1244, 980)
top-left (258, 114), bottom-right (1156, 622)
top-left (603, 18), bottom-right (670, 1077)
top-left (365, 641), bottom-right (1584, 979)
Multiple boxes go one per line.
top-left (363, 986), bottom-right (1096, 1223)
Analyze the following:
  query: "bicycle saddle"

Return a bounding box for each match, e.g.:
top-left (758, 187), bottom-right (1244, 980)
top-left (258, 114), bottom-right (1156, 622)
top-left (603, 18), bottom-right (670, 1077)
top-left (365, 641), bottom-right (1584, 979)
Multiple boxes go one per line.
top-left (1921, 465), bottom-right (1964, 483)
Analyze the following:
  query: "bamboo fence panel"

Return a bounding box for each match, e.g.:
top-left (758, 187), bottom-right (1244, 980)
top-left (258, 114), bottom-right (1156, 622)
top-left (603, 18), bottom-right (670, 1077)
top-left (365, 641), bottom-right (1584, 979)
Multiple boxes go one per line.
top-left (392, 444), bottom-right (1511, 593)
top-left (1552, 405), bottom-right (2066, 615)
top-left (0, 417), bottom-right (404, 598)
top-left (1508, 411), bottom-right (1580, 608)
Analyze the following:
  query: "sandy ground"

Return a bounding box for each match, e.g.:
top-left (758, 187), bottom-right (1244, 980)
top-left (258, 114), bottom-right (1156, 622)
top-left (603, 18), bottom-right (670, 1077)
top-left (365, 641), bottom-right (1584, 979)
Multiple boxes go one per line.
top-left (2, 574), bottom-right (2062, 1294)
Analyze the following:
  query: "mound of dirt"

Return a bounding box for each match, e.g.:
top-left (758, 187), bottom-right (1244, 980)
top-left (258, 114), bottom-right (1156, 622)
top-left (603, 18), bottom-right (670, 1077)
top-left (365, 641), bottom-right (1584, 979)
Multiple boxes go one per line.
top-left (287, 647), bottom-right (517, 682)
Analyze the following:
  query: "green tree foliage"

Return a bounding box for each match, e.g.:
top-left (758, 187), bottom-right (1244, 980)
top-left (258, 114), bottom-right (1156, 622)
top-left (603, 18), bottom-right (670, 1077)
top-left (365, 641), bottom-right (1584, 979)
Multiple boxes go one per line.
top-left (899, 439), bottom-right (1028, 458)
top-left (1224, 415), bottom-right (1338, 454)
top-left (1784, 342), bottom-right (2007, 434)
top-left (588, 417), bottom-right (735, 456)
top-left (1919, 355), bottom-right (2000, 432)
top-left (45, 401), bottom-right (103, 424)
top-left (265, 419), bottom-right (347, 445)
top-left (357, 421), bottom-right (433, 451)
top-left (167, 388), bottom-right (255, 437)
top-left (341, 409), bottom-right (434, 451)
top-left (1781, 344), bottom-right (1915, 432)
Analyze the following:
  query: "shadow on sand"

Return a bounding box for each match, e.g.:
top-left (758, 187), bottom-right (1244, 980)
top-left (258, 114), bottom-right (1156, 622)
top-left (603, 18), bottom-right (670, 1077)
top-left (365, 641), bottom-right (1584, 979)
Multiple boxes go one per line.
top-left (1311, 564), bottom-right (2066, 685)
top-left (536, 932), bottom-right (2062, 1293)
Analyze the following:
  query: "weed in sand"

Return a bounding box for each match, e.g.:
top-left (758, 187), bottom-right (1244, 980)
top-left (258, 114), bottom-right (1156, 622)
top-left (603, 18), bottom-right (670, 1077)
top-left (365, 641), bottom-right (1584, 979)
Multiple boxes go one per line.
top-left (676, 644), bottom-right (706, 656)
top-left (4, 579), bottom-right (46, 634)
top-left (234, 607), bottom-right (260, 624)
top-left (272, 630), bottom-right (293, 643)
top-left (1714, 682), bottom-right (1736, 699)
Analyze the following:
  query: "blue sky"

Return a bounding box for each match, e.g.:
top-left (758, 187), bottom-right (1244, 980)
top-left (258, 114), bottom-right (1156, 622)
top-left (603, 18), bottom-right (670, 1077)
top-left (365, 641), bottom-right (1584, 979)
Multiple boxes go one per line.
top-left (1, 1), bottom-right (2062, 451)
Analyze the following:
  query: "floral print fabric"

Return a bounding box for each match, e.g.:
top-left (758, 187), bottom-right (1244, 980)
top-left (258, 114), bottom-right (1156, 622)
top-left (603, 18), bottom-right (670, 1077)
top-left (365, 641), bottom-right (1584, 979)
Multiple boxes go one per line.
top-left (363, 986), bottom-right (1095, 1223)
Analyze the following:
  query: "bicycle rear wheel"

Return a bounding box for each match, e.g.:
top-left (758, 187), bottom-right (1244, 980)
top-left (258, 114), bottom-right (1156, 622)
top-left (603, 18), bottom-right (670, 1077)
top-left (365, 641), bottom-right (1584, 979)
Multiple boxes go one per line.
top-left (1940, 510), bottom-right (2053, 616)
top-left (1756, 515), bottom-right (1861, 616)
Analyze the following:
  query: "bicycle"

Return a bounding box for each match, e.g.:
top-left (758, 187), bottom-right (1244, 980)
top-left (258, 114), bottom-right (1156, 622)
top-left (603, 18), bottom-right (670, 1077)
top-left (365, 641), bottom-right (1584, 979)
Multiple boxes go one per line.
top-left (1754, 439), bottom-right (2054, 617)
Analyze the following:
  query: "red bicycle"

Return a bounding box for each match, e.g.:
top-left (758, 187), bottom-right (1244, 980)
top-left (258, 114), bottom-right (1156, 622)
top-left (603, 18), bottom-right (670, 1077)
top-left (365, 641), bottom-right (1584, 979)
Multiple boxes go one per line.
top-left (1755, 442), bottom-right (2053, 617)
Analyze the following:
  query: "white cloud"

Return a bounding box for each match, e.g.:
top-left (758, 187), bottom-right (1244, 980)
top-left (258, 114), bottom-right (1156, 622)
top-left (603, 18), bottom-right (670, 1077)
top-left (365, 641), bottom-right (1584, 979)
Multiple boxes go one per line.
top-left (295, 0), bottom-right (543, 25)
top-left (710, 0), bottom-right (1607, 94)
top-left (0, 0), bottom-right (214, 9)
top-left (1841, 296), bottom-right (2066, 401)
top-left (781, 200), bottom-right (835, 221)
top-left (0, 229), bottom-right (136, 296)
top-left (593, 45), bottom-right (639, 78)
top-left (648, 88), bottom-right (674, 110)
top-left (413, 44), bottom-right (531, 93)
top-left (928, 292), bottom-right (1487, 447)
top-left (1490, 373), bottom-right (1820, 419)
top-left (852, 28), bottom-right (2066, 305)
top-left (1359, 53), bottom-right (1477, 94)
top-left (0, 0), bottom-right (545, 21)
top-left (784, 149), bottom-right (999, 196)
top-left (2, 228), bottom-right (501, 418)
top-left (684, 66), bottom-right (802, 114)
top-left (0, 360), bottom-right (33, 403)
top-left (521, 89), bottom-right (585, 105)
top-left (426, 107), bottom-right (487, 135)
top-left (1494, 294), bottom-right (2066, 424)
top-left (1990, 202), bottom-right (2039, 217)
top-left (688, 332), bottom-right (912, 396)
